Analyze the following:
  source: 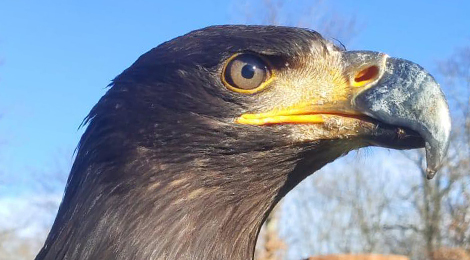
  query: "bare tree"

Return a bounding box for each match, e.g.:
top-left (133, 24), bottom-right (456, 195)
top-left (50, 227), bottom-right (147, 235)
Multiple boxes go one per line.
top-left (436, 46), bottom-right (470, 252)
top-left (280, 154), bottom-right (416, 259)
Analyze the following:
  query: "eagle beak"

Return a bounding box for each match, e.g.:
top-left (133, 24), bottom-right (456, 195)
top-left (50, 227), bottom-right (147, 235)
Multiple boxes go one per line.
top-left (237, 51), bottom-right (451, 179)
top-left (347, 51), bottom-right (451, 179)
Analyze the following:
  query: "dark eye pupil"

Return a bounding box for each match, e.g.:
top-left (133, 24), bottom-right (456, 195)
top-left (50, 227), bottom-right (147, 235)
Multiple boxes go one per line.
top-left (241, 65), bottom-right (256, 79)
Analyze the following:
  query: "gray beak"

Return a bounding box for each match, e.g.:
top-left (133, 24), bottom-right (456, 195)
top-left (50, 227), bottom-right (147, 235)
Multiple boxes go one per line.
top-left (349, 52), bottom-right (451, 179)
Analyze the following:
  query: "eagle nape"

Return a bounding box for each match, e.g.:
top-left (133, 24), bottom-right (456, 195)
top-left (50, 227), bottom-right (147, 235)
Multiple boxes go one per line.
top-left (35, 25), bottom-right (451, 260)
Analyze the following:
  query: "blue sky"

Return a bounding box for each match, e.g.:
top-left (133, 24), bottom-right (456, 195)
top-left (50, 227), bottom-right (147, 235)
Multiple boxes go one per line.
top-left (0, 0), bottom-right (469, 193)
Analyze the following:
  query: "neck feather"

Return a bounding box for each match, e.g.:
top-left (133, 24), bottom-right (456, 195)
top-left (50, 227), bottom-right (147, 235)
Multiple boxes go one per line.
top-left (37, 128), bottom-right (346, 260)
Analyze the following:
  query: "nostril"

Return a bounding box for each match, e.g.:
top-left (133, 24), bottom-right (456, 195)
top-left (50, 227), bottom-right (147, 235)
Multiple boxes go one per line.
top-left (354, 65), bottom-right (380, 86)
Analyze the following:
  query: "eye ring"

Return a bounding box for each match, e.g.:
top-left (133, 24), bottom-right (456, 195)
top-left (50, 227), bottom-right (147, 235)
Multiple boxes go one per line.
top-left (221, 53), bottom-right (275, 94)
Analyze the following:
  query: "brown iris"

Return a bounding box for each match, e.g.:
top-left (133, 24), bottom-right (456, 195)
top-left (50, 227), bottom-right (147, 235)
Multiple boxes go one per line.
top-left (222, 54), bottom-right (273, 94)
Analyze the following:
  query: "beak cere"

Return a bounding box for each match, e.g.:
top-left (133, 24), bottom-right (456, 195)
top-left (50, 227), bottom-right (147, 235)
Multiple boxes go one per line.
top-left (352, 53), bottom-right (451, 179)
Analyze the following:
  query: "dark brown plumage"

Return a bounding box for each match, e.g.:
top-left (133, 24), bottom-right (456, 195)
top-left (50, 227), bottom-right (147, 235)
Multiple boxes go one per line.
top-left (35, 25), bottom-right (450, 260)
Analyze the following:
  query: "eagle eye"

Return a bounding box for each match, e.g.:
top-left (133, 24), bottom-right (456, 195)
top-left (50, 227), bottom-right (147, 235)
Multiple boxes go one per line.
top-left (222, 54), bottom-right (273, 93)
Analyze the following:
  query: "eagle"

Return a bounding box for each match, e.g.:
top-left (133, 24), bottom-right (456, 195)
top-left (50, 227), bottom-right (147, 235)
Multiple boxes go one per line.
top-left (35, 25), bottom-right (451, 260)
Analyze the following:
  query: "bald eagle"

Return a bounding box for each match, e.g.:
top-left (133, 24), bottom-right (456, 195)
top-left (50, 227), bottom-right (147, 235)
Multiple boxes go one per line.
top-left (35, 26), bottom-right (450, 260)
